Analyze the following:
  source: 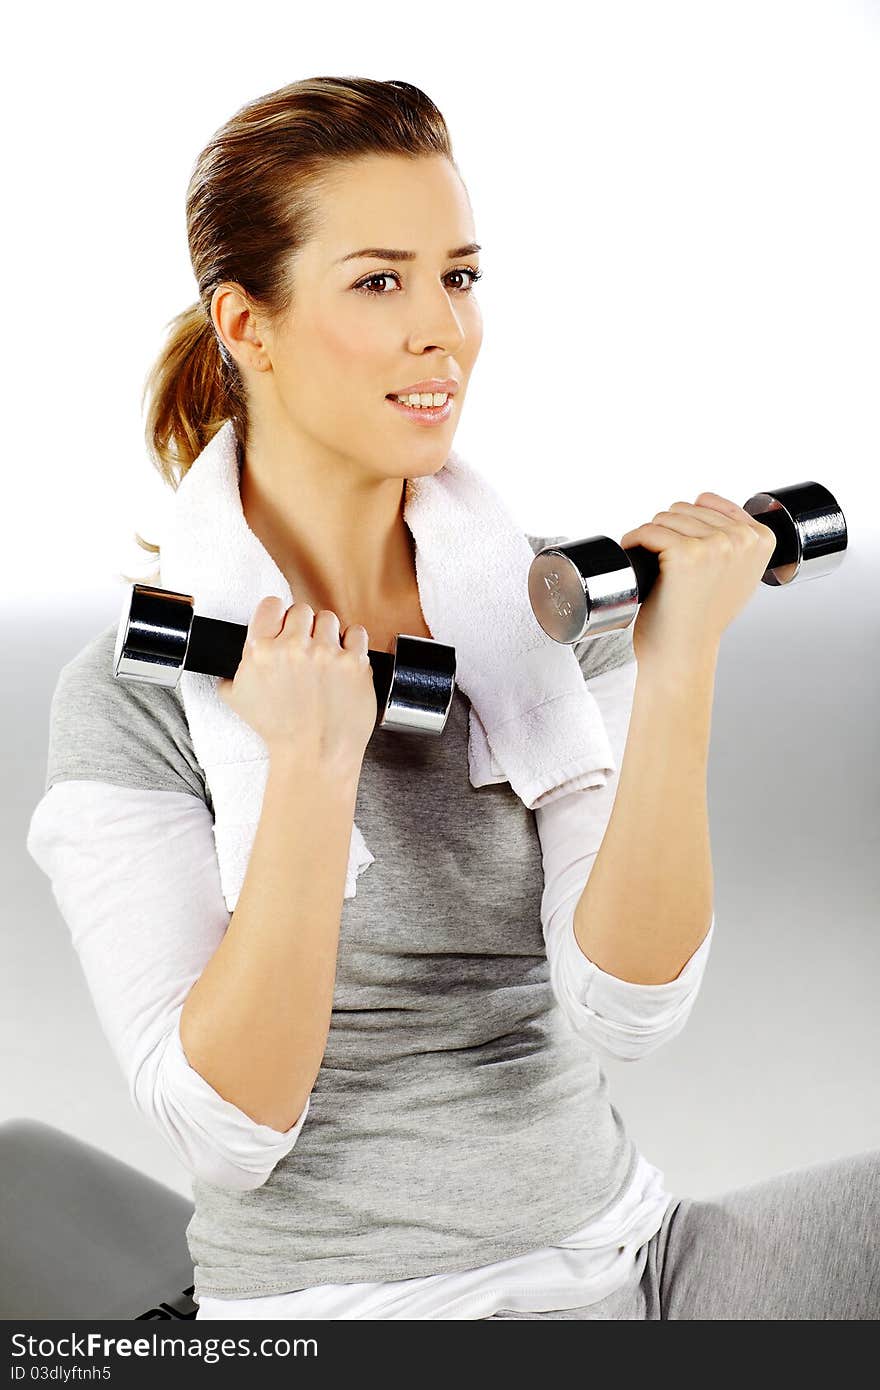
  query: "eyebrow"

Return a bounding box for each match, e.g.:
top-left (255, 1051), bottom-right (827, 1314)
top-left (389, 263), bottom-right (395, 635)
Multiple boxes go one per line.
top-left (336, 243), bottom-right (482, 264)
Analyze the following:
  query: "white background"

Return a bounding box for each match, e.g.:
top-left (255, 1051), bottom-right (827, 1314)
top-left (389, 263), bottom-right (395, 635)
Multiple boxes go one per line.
top-left (5, 0), bottom-right (879, 1242)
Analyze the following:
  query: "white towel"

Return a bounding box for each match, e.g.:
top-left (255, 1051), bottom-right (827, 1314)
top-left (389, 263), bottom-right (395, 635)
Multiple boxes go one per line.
top-left (158, 419), bottom-right (616, 910)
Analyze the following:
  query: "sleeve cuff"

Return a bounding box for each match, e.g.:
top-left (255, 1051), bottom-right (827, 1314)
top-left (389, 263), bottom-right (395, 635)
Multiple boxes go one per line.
top-left (157, 1015), bottom-right (310, 1182)
top-left (562, 912), bottom-right (716, 1029)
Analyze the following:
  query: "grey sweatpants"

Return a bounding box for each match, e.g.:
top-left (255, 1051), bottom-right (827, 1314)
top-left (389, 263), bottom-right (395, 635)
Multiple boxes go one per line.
top-left (486, 1148), bottom-right (880, 1319)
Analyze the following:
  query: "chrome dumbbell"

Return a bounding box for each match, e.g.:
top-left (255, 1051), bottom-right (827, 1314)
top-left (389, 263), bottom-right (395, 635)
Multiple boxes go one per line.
top-left (528, 481), bottom-right (848, 644)
top-left (113, 583), bottom-right (457, 736)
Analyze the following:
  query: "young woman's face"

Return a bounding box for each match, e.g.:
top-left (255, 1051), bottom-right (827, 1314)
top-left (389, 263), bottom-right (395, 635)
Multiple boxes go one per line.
top-left (260, 154), bottom-right (483, 479)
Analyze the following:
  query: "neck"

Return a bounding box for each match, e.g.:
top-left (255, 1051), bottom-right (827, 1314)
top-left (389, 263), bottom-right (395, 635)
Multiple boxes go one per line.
top-left (238, 427), bottom-right (417, 620)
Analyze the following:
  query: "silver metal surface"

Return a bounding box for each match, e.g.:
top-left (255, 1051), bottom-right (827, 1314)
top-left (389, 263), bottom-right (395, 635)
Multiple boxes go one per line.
top-left (527, 542), bottom-right (640, 644)
top-left (377, 634), bottom-right (457, 734)
top-left (113, 584), bottom-right (193, 687)
top-left (743, 483), bottom-right (848, 586)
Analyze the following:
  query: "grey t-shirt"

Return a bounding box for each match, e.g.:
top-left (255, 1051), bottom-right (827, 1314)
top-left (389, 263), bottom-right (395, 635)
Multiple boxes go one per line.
top-left (41, 533), bottom-right (639, 1300)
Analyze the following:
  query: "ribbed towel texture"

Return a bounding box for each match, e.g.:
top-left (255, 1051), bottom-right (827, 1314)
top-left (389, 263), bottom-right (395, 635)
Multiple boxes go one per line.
top-left (158, 419), bottom-right (616, 910)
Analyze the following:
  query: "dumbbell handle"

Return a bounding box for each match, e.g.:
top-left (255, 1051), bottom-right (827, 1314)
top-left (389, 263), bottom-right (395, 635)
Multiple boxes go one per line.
top-left (621, 497), bottom-right (805, 601)
top-left (187, 611), bottom-right (395, 685)
top-left (191, 614), bottom-right (456, 735)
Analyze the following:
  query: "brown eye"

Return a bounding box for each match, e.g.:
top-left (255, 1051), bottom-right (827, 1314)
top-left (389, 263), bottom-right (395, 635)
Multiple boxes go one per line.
top-left (355, 273), bottom-right (398, 295)
top-left (445, 268), bottom-right (483, 292)
top-left (353, 268), bottom-right (483, 296)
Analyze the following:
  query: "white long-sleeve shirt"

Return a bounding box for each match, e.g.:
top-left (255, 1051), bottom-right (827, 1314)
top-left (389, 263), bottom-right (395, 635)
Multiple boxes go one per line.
top-left (26, 656), bottom-right (714, 1318)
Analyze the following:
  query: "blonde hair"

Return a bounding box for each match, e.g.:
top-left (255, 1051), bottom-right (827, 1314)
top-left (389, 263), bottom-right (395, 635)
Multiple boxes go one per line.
top-left (131, 76), bottom-right (456, 578)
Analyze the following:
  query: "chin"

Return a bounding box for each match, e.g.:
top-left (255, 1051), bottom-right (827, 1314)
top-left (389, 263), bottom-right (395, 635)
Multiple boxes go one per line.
top-left (403, 452), bottom-right (453, 479)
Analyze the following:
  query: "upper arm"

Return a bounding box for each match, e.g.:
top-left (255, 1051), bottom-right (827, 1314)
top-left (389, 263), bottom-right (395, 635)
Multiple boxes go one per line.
top-left (26, 780), bottom-right (306, 1189)
top-left (43, 620), bottom-right (212, 811)
top-left (26, 780), bottom-right (231, 1089)
top-left (524, 545), bottom-right (712, 1056)
top-left (533, 658), bottom-right (638, 936)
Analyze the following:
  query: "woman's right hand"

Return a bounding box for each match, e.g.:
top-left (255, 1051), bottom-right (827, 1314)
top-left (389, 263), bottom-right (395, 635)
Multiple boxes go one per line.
top-left (217, 597), bottom-right (377, 769)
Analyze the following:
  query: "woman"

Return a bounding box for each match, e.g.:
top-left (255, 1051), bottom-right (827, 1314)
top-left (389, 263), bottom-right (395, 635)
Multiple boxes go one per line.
top-left (27, 76), bottom-right (879, 1319)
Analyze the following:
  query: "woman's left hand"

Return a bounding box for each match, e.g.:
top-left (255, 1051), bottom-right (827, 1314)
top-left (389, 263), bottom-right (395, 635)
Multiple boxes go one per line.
top-left (618, 492), bottom-right (778, 673)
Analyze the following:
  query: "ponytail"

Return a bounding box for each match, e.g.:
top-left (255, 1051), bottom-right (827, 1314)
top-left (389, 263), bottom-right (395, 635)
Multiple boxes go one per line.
top-left (141, 301), bottom-right (244, 484)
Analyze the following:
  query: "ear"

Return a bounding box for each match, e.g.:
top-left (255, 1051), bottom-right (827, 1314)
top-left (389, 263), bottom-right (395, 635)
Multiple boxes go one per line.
top-left (212, 282), bottom-right (268, 373)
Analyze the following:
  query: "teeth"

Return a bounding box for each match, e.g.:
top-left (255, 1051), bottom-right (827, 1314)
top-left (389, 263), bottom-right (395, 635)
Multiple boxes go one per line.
top-left (393, 392), bottom-right (450, 407)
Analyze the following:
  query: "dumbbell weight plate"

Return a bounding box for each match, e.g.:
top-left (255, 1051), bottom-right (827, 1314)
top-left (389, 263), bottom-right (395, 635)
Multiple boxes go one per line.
top-left (528, 534), bottom-right (643, 646)
top-left (528, 480), bottom-right (847, 644)
top-left (742, 482), bottom-right (847, 587)
top-left (113, 584), bottom-right (457, 736)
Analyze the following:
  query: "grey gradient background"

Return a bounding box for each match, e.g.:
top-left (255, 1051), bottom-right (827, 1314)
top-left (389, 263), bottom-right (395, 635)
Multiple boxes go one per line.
top-left (4, 0), bottom-right (879, 1233)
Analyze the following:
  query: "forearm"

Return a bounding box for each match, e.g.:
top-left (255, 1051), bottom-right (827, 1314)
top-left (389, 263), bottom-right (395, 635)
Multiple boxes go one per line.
top-left (179, 750), bottom-right (362, 1132)
top-left (572, 647), bottom-right (718, 985)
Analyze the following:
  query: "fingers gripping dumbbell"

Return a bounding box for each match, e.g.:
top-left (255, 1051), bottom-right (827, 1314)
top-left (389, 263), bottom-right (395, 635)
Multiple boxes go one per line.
top-left (113, 584), bottom-right (458, 736)
top-left (528, 481), bottom-right (848, 644)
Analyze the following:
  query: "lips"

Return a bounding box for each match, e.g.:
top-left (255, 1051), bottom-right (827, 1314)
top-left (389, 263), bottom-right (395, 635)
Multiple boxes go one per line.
top-left (385, 394), bottom-right (455, 424)
top-left (386, 378), bottom-right (459, 398)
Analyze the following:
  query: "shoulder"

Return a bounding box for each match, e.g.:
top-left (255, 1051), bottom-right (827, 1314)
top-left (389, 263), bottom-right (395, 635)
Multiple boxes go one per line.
top-left (525, 531), bottom-right (635, 680)
top-left (45, 620), bottom-right (211, 810)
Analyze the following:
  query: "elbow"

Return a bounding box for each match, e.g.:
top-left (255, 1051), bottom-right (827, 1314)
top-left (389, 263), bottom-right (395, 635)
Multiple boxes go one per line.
top-left (553, 982), bottom-right (696, 1061)
top-left (129, 1030), bottom-right (304, 1192)
top-left (593, 1009), bottom-right (691, 1062)
top-left (131, 1067), bottom-right (277, 1193)
top-left (185, 1152), bottom-right (278, 1193)
top-left (602, 1034), bottom-right (674, 1064)
top-left (547, 907), bottom-right (713, 1066)
top-left (549, 938), bottom-right (706, 1062)
top-left (186, 1144), bottom-right (281, 1192)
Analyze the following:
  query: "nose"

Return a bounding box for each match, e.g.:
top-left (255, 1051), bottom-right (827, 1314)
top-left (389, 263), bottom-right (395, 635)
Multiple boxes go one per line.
top-left (406, 286), bottom-right (468, 356)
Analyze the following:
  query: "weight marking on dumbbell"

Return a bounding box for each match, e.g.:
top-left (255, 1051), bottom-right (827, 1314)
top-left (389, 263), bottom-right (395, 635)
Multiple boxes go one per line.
top-left (113, 584), bottom-right (458, 737)
top-left (540, 568), bottom-right (576, 624)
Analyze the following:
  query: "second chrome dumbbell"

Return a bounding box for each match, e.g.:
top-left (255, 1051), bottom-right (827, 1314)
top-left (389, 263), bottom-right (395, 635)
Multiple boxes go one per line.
top-left (113, 583), bottom-right (458, 736)
top-left (528, 481), bottom-right (848, 643)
